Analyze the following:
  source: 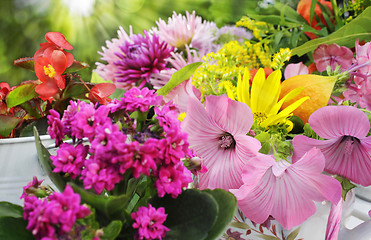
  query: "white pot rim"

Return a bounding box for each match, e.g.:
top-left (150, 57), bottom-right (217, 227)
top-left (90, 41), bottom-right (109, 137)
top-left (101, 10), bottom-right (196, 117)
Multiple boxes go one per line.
top-left (0, 135), bottom-right (51, 144)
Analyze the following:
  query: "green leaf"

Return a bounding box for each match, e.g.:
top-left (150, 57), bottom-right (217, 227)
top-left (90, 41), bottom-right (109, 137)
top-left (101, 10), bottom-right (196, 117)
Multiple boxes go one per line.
top-left (150, 189), bottom-right (218, 240)
top-left (230, 222), bottom-right (250, 229)
top-left (309, 0), bottom-right (318, 25)
top-left (273, 2), bottom-right (307, 24)
top-left (62, 82), bottom-right (91, 99)
top-left (13, 57), bottom-right (34, 71)
top-left (0, 114), bottom-right (22, 137)
top-left (69, 182), bottom-right (130, 220)
top-left (33, 127), bottom-right (66, 191)
top-left (64, 60), bottom-right (90, 73)
top-left (203, 189), bottom-right (237, 240)
top-left (6, 83), bottom-right (38, 108)
top-left (101, 220), bottom-right (123, 240)
top-left (0, 217), bottom-right (34, 240)
top-left (91, 71), bottom-right (109, 84)
top-left (109, 88), bottom-right (125, 100)
top-left (286, 227), bottom-right (301, 240)
top-left (292, 6), bottom-right (371, 56)
top-left (0, 202), bottom-right (23, 218)
top-left (157, 62), bottom-right (202, 96)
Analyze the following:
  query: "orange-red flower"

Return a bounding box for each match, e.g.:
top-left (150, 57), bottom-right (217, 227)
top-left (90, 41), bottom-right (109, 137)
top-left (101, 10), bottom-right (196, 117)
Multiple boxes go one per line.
top-left (88, 83), bottom-right (116, 105)
top-left (297, 0), bottom-right (333, 39)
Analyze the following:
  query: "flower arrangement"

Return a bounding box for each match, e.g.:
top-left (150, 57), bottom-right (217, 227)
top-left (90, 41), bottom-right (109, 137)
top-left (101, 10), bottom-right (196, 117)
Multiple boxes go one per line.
top-left (1, 0), bottom-right (371, 240)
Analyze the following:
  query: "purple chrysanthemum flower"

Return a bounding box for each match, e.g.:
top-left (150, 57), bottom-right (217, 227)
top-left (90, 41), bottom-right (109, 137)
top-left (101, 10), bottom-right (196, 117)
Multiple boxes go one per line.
top-left (155, 163), bottom-right (192, 198)
top-left (131, 204), bottom-right (169, 240)
top-left (122, 87), bottom-right (163, 112)
top-left (113, 30), bottom-right (173, 86)
top-left (50, 143), bottom-right (88, 179)
top-left (155, 11), bottom-right (217, 51)
top-left (47, 109), bottom-right (64, 147)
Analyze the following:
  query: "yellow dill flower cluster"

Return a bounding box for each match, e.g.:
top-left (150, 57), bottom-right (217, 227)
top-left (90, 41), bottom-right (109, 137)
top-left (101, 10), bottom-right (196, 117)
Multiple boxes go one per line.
top-left (192, 40), bottom-right (272, 98)
top-left (236, 16), bottom-right (269, 41)
top-left (345, 0), bottom-right (368, 20)
top-left (271, 48), bottom-right (292, 70)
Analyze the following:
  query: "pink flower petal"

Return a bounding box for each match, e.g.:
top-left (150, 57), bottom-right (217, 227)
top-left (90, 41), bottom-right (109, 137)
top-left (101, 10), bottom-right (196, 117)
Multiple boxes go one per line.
top-left (284, 62), bottom-right (309, 79)
top-left (309, 106), bottom-right (370, 139)
top-left (205, 95), bottom-right (254, 135)
top-left (325, 200), bottom-right (342, 240)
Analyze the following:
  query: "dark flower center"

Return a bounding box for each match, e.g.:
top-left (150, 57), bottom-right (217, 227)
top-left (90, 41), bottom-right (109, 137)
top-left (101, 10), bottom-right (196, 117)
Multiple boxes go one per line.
top-left (219, 133), bottom-right (236, 149)
top-left (127, 45), bottom-right (142, 59)
top-left (340, 135), bottom-right (360, 155)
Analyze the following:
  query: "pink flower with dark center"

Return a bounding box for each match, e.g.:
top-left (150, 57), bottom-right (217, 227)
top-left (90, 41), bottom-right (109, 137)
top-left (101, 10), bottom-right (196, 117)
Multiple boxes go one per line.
top-left (313, 43), bottom-right (355, 72)
top-left (131, 204), bottom-right (169, 240)
top-left (182, 95), bottom-right (261, 190)
top-left (293, 105), bottom-right (371, 186)
top-left (50, 143), bottom-right (88, 179)
top-left (230, 148), bottom-right (342, 230)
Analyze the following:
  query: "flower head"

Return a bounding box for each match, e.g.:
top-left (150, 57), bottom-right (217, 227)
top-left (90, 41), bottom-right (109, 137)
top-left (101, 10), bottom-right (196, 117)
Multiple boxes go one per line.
top-left (131, 204), bottom-right (169, 240)
top-left (230, 148), bottom-right (342, 230)
top-left (182, 95), bottom-right (261, 190)
top-left (47, 109), bottom-right (64, 147)
top-left (156, 11), bottom-right (217, 50)
top-left (226, 68), bottom-right (309, 128)
top-left (313, 43), bottom-right (355, 72)
top-left (293, 105), bottom-right (371, 186)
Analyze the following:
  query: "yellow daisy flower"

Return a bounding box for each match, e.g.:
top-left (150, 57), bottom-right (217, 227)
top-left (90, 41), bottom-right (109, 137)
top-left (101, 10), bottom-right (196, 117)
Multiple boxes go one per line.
top-left (226, 68), bottom-right (309, 128)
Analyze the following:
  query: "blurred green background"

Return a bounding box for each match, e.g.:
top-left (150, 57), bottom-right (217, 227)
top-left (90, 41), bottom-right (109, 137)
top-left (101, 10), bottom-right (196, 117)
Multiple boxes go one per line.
top-left (0, 0), bottom-right (298, 86)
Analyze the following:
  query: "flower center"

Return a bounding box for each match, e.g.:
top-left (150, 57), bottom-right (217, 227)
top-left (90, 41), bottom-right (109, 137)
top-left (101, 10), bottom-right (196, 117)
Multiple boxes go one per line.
top-left (253, 112), bottom-right (267, 125)
top-left (219, 133), bottom-right (236, 149)
top-left (340, 135), bottom-right (360, 155)
top-left (43, 64), bottom-right (56, 78)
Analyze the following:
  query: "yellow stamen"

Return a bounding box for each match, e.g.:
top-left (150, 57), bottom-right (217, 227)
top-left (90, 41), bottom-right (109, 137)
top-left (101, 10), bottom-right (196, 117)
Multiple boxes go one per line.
top-left (44, 64), bottom-right (56, 78)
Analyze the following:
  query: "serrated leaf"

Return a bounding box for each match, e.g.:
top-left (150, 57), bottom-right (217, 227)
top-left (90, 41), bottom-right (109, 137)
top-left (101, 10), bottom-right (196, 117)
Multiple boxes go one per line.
top-left (101, 220), bottom-right (123, 240)
top-left (69, 182), bottom-right (130, 220)
top-left (13, 57), bottom-right (35, 71)
top-left (157, 62), bottom-right (202, 96)
top-left (0, 114), bottom-right (22, 137)
top-left (150, 189), bottom-right (218, 240)
top-left (34, 127), bottom-right (66, 191)
top-left (203, 189), bottom-right (237, 240)
top-left (6, 83), bottom-right (38, 108)
top-left (287, 227), bottom-right (301, 240)
top-left (230, 222), bottom-right (250, 229)
top-left (0, 217), bottom-right (34, 240)
top-left (64, 60), bottom-right (90, 73)
top-left (0, 202), bottom-right (23, 218)
top-left (292, 6), bottom-right (371, 56)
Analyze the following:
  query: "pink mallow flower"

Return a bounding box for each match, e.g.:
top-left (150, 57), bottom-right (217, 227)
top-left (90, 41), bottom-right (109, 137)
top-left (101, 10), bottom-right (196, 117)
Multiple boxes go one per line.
top-left (230, 148), bottom-right (342, 230)
top-left (293, 105), bottom-right (371, 186)
top-left (131, 204), bottom-right (169, 240)
top-left (313, 43), bottom-right (355, 72)
top-left (182, 95), bottom-right (261, 190)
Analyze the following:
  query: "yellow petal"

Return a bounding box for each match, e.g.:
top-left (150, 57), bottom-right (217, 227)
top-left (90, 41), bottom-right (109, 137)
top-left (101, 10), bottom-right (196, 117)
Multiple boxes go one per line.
top-left (250, 68), bottom-right (266, 113)
top-left (237, 69), bottom-right (251, 106)
top-left (268, 87), bottom-right (304, 115)
top-left (260, 70), bottom-right (281, 113)
top-left (225, 82), bottom-right (235, 100)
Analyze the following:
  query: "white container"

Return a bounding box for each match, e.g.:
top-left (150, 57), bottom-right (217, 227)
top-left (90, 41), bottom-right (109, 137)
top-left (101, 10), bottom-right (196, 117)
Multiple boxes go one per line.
top-left (0, 135), bottom-right (54, 205)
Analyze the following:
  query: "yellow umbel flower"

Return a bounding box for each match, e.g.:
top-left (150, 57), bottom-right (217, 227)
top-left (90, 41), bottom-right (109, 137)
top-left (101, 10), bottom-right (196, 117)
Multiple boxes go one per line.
top-left (226, 68), bottom-right (309, 128)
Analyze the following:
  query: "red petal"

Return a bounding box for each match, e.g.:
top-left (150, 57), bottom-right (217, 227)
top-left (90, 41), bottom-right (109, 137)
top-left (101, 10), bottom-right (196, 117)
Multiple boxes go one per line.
top-left (89, 83), bottom-right (116, 104)
top-left (34, 57), bottom-right (50, 82)
top-left (64, 52), bottom-right (74, 68)
top-left (51, 50), bottom-right (67, 75)
top-left (45, 32), bottom-right (73, 50)
top-left (35, 81), bottom-right (59, 98)
top-left (54, 75), bottom-right (65, 90)
top-left (34, 42), bottom-right (53, 61)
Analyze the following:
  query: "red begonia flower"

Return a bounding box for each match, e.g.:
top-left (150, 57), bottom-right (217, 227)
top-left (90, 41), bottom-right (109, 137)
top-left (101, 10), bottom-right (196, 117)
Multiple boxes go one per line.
top-left (89, 83), bottom-right (116, 105)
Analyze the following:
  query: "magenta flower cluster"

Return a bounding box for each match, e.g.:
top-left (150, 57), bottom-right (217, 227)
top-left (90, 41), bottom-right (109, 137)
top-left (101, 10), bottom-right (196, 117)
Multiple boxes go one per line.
top-left (22, 184), bottom-right (91, 240)
top-left (131, 204), bottom-right (169, 240)
top-left (47, 87), bottom-right (192, 198)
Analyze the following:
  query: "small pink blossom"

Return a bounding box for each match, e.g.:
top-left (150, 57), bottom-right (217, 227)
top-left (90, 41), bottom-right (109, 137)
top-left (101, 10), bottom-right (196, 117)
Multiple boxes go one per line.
top-left (313, 43), bottom-right (355, 72)
top-left (284, 62), bottom-right (309, 79)
top-left (293, 105), bottom-right (371, 186)
top-left (230, 148), bottom-right (342, 230)
top-left (131, 204), bottom-right (169, 240)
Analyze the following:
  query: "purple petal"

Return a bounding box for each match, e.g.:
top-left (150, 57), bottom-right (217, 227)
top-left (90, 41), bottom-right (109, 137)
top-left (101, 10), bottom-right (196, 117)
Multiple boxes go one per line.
top-left (205, 95), bottom-right (254, 135)
top-left (309, 106), bottom-right (370, 139)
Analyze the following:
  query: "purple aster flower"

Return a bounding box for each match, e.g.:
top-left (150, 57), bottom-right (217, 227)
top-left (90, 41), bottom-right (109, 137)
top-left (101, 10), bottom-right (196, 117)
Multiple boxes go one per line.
top-left (122, 87), bottom-right (163, 112)
top-left (113, 30), bottom-right (173, 86)
top-left (292, 105), bottom-right (371, 186)
top-left (131, 204), bottom-right (169, 240)
top-left (313, 43), bottom-right (355, 72)
top-left (47, 109), bottom-right (64, 147)
top-left (155, 163), bottom-right (192, 198)
top-left (156, 11), bottom-right (217, 51)
top-left (50, 143), bottom-right (88, 179)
